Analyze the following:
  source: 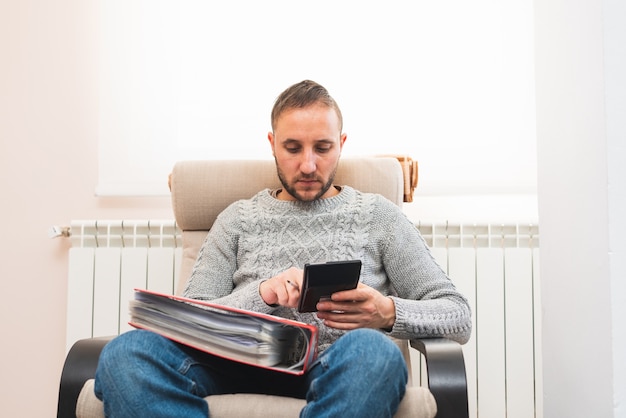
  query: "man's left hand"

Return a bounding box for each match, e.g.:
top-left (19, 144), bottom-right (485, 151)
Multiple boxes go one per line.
top-left (315, 283), bottom-right (396, 330)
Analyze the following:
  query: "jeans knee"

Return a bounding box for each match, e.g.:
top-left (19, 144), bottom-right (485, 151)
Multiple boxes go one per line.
top-left (336, 329), bottom-right (407, 377)
top-left (96, 330), bottom-right (172, 399)
top-left (303, 330), bottom-right (407, 417)
top-left (99, 330), bottom-right (172, 380)
top-left (100, 330), bottom-right (148, 365)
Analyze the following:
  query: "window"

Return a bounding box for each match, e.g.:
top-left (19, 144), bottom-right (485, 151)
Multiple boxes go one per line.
top-left (97, 0), bottom-right (536, 199)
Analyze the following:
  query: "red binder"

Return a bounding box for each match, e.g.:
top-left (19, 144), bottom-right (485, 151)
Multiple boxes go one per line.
top-left (129, 289), bottom-right (318, 375)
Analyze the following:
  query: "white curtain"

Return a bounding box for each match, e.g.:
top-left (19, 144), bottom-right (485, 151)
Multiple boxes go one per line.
top-left (97, 0), bottom-right (536, 197)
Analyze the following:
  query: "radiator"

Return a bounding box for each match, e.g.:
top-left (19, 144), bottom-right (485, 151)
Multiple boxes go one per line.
top-left (65, 220), bottom-right (183, 351)
top-left (65, 220), bottom-right (541, 418)
top-left (416, 222), bottom-right (542, 418)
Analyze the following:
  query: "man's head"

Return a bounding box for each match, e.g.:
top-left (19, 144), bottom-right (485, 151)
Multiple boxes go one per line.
top-left (268, 80), bottom-right (347, 202)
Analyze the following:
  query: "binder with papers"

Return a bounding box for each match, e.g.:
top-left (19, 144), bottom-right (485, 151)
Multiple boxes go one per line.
top-left (129, 289), bottom-right (318, 375)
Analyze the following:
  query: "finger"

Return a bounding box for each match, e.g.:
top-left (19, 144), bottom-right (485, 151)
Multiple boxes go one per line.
top-left (284, 281), bottom-right (300, 306)
top-left (259, 279), bottom-right (279, 306)
top-left (318, 314), bottom-right (361, 330)
top-left (330, 288), bottom-right (367, 303)
top-left (317, 299), bottom-right (360, 314)
top-left (317, 308), bottom-right (358, 322)
top-left (272, 281), bottom-right (289, 305)
top-left (321, 321), bottom-right (356, 331)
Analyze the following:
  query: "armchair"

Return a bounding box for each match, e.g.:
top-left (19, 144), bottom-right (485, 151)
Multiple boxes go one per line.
top-left (58, 157), bottom-right (468, 418)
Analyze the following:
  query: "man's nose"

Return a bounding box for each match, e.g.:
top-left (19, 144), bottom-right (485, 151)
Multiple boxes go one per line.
top-left (300, 150), bottom-right (317, 174)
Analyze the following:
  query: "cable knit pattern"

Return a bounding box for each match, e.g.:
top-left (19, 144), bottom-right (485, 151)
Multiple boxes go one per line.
top-left (184, 186), bottom-right (471, 352)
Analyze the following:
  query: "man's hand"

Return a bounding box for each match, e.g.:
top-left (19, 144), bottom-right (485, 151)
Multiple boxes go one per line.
top-left (315, 283), bottom-right (396, 330)
top-left (259, 267), bottom-right (303, 308)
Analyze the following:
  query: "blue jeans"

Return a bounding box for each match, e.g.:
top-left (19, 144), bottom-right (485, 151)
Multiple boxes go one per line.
top-left (95, 328), bottom-right (407, 417)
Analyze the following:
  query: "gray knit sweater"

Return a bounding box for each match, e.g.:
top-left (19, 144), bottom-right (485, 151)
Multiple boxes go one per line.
top-left (184, 186), bottom-right (471, 352)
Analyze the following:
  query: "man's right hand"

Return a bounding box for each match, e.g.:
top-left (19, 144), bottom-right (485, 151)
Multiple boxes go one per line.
top-left (259, 267), bottom-right (303, 308)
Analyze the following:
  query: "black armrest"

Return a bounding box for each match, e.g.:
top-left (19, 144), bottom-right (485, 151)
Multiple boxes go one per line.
top-left (57, 336), bottom-right (114, 418)
top-left (410, 338), bottom-right (469, 418)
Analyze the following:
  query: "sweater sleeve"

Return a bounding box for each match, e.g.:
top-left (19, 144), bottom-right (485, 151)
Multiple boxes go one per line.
top-left (182, 202), bottom-right (276, 314)
top-left (375, 200), bottom-right (472, 344)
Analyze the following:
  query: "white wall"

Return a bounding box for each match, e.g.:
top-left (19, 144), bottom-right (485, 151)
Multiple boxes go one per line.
top-left (0, 2), bottom-right (172, 416)
top-left (604, 0), bottom-right (626, 413)
top-left (535, 0), bottom-right (626, 416)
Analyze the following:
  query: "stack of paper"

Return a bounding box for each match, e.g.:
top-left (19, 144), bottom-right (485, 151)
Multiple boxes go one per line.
top-left (129, 289), bottom-right (318, 375)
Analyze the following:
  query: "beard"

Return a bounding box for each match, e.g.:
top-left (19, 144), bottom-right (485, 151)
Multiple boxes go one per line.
top-left (275, 159), bottom-right (338, 202)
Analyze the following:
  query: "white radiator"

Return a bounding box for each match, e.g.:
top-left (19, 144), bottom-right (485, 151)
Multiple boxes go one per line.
top-left (65, 220), bottom-right (183, 351)
top-left (65, 220), bottom-right (541, 418)
top-left (416, 222), bottom-right (542, 418)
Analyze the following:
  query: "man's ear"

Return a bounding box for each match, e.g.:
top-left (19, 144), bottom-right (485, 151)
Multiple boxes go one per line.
top-left (268, 131), bottom-right (275, 156)
top-left (339, 133), bottom-right (347, 150)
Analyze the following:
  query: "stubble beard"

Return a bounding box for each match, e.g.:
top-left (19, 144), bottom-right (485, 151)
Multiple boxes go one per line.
top-left (275, 160), bottom-right (338, 202)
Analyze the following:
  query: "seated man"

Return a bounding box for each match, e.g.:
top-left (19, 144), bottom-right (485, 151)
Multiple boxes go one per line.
top-left (95, 80), bottom-right (472, 417)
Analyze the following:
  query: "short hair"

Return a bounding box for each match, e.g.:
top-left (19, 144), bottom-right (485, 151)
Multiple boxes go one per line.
top-left (271, 80), bottom-right (343, 132)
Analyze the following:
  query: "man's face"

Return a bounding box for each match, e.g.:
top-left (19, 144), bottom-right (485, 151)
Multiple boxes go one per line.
top-left (268, 104), bottom-right (347, 202)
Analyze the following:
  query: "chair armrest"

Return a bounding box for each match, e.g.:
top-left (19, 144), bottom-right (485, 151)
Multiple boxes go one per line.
top-left (57, 336), bottom-right (114, 418)
top-left (410, 338), bottom-right (469, 418)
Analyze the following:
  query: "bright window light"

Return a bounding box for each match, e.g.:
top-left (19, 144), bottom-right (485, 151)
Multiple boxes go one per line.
top-left (97, 0), bottom-right (536, 197)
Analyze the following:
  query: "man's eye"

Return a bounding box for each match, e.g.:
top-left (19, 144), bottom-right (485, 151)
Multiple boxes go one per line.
top-left (286, 147), bottom-right (300, 153)
top-left (316, 147), bottom-right (331, 153)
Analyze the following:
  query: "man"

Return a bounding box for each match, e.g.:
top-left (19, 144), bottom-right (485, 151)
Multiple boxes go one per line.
top-left (95, 80), bottom-right (472, 417)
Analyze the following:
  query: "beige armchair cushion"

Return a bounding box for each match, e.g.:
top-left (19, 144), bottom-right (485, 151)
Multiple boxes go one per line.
top-left (171, 157), bottom-right (405, 294)
top-left (77, 379), bottom-right (436, 418)
top-left (170, 157), bottom-right (404, 231)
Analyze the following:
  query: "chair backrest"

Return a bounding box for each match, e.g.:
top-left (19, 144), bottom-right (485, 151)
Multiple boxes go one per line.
top-left (169, 157), bottom-right (404, 295)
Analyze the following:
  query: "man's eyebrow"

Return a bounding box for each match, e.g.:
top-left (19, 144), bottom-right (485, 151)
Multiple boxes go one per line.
top-left (281, 139), bottom-right (335, 145)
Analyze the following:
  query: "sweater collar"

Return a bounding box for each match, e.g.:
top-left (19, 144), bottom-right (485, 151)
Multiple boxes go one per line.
top-left (261, 185), bottom-right (355, 211)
